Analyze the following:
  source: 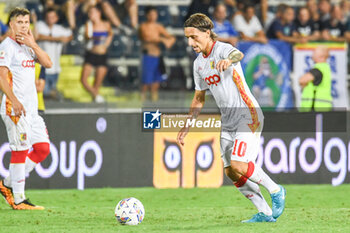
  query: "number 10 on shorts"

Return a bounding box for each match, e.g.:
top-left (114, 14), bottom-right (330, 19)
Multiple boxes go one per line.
top-left (232, 139), bottom-right (247, 157)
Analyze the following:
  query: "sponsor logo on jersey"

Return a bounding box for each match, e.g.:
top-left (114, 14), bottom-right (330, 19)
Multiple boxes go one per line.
top-left (210, 61), bottom-right (215, 69)
top-left (204, 74), bottom-right (220, 86)
top-left (22, 59), bottom-right (35, 68)
top-left (20, 133), bottom-right (27, 141)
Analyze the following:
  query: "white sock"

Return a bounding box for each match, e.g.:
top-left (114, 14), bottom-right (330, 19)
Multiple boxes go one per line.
top-left (5, 157), bottom-right (37, 183)
top-left (9, 163), bottom-right (26, 204)
top-left (13, 192), bottom-right (26, 204)
top-left (238, 179), bottom-right (272, 216)
top-left (249, 164), bottom-right (280, 194)
top-left (25, 157), bottom-right (37, 176)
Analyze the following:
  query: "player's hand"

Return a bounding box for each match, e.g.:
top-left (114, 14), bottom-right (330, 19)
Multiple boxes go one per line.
top-left (216, 59), bottom-right (233, 73)
top-left (16, 29), bottom-right (36, 48)
top-left (177, 127), bottom-right (189, 146)
top-left (12, 99), bottom-right (26, 117)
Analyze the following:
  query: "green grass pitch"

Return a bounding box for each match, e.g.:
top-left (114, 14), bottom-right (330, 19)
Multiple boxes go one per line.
top-left (1, 185), bottom-right (349, 233)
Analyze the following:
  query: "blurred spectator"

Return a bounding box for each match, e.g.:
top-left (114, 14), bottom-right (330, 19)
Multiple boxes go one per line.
top-left (238, 0), bottom-right (267, 25)
top-left (81, 6), bottom-right (113, 103)
top-left (232, 4), bottom-right (267, 44)
top-left (306, 0), bottom-right (319, 20)
top-left (0, 20), bottom-right (9, 42)
top-left (340, 0), bottom-right (350, 22)
top-left (65, 0), bottom-right (95, 30)
top-left (36, 8), bottom-right (73, 99)
top-left (322, 5), bottom-right (347, 42)
top-left (233, 0), bottom-right (245, 17)
top-left (299, 46), bottom-right (332, 112)
top-left (306, 0), bottom-right (321, 30)
top-left (139, 6), bottom-right (175, 102)
top-left (318, 0), bottom-right (331, 27)
top-left (346, 20), bottom-right (350, 43)
top-left (267, 6), bottom-right (306, 44)
top-left (212, 3), bottom-right (238, 46)
top-left (274, 3), bottom-right (288, 21)
top-left (295, 7), bottom-right (320, 42)
top-left (40, 0), bottom-right (73, 28)
top-left (96, 0), bottom-right (138, 29)
top-left (185, 0), bottom-right (218, 20)
top-left (223, 0), bottom-right (236, 20)
top-left (265, 3), bottom-right (288, 31)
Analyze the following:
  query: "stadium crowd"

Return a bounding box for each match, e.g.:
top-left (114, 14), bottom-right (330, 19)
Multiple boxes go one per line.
top-left (0, 0), bottom-right (349, 103)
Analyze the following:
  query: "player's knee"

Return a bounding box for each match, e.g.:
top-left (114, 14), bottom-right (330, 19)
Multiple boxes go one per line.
top-left (30, 142), bottom-right (50, 163)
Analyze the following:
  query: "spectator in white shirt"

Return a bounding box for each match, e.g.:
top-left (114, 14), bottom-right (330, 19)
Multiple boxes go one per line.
top-left (232, 4), bottom-right (267, 43)
top-left (35, 8), bottom-right (73, 99)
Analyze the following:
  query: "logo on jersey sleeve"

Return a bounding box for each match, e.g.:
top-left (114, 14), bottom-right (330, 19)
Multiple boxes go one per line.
top-left (22, 59), bottom-right (35, 68)
top-left (205, 74), bottom-right (221, 86)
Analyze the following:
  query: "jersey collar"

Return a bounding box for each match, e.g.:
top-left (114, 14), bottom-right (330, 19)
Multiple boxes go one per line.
top-left (9, 36), bottom-right (23, 45)
top-left (202, 41), bottom-right (216, 58)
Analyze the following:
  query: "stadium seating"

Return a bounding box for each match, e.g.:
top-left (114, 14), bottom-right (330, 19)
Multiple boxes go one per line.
top-left (57, 55), bottom-right (118, 103)
top-left (138, 5), bottom-right (146, 25)
top-left (157, 6), bottom-right (171, 26)
top-left (124, 34), bottom-right (141, 58)
top-left (108, 35), bottom-right (126, 58)
top-left (164, 36), bottom-right (188, 59)
top-left (64, 39), bottom-right (85, 56)
top-left (172, 5), bottom-right (188, 28)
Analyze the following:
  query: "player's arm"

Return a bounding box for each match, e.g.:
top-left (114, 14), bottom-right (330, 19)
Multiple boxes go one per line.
top-left (17, 29), bottom-right (52, 68)
top-left (0, 66), bottom-right (26, 116)
top-left (177, 90), bottom-right (206, 146)
top-left (216, 49), bottom-right (244, 72)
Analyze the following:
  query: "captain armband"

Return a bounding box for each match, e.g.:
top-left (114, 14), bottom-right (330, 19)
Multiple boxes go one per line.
top-left (227, 49), bottom-right (243, 63)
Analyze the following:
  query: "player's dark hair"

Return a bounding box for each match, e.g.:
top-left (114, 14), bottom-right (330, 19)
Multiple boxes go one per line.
top-left (184, 13), bottom-right (217, 40)
top-left (145, 5), bottom-right (157, 15)
top-left (8, 7), bottom-right (30, 25)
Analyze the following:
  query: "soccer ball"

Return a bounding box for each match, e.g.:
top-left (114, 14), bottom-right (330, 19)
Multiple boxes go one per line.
top-left (115, 197), bottom-right (145, 225)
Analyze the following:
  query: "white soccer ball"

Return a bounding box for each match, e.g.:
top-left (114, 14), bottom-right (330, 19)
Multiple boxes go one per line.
top-left (115, 197), bottom-right (145, 225)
